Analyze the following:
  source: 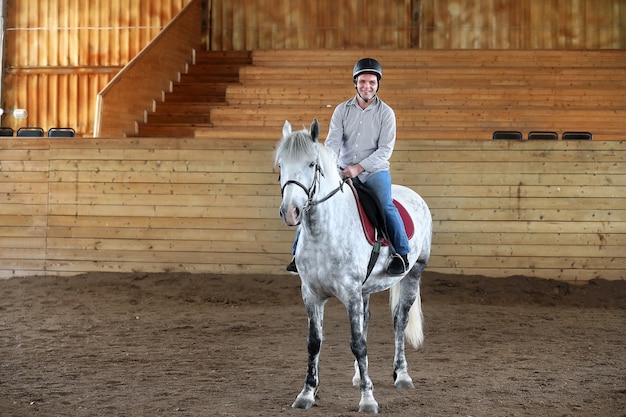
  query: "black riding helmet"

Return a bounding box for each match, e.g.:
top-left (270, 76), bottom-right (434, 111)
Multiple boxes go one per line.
top-left (353, 58), bottom-right (382, 94)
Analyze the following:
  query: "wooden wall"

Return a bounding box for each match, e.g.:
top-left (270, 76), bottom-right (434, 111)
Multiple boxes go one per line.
top-left (207, 0), bottom-right (626, 50)
top-left (207, 0), bottom-right (415, 49)
top-left (419, 0), bottom-right (626, 49)
top-left (2, 0), bottom-right (190, 135)
top-left (2, 0), bottom-right (625, 137)
top-left (0, 138), bottom-right (623, 282)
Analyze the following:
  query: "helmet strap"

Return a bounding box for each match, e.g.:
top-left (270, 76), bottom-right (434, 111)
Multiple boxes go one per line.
top-left (355, 87), bottom-right (376, 103)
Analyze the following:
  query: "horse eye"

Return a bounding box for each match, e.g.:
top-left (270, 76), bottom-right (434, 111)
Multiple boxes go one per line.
top-left (309, 162), bottom-right (316, 168)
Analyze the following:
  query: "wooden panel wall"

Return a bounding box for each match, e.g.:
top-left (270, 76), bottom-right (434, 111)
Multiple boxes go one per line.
top-left (207, 0), bottom-right (626, 50)
top-left (6, 0), bottom-right (190, 67)
top-left (2, 0), bottom-right (190, 135)
top-left (398, 140), bottom-right (625, 282)
top-left (3, 73), bottom-right (112, 136)
top-left (0, 138), bottom-right (623, 283)
top-left (0, 140), bottom-right (49, 275)
top-left (419, 0), bottom-right (626, 49)
top-left (208, 0), bottom-right (414, 49)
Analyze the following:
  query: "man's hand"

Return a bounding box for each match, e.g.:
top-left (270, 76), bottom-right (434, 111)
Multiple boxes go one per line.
top-left (342, 164), bottom-right (365, 178)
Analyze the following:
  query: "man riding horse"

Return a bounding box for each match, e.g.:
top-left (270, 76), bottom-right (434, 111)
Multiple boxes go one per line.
top-left (288, 57), bottom-right (410, 275)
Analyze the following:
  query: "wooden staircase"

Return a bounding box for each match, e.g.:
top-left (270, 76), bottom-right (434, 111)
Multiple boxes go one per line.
top-left (136, 49), bottom-right (626, 140)
top-left (135, 50), bottom-right (252, 137)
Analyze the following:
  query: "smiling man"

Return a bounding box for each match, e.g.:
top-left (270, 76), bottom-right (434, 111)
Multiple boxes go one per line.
top-left (287, 58), bottom-right (410, 275)
top-left (325, 57), bottom-right (409, 275)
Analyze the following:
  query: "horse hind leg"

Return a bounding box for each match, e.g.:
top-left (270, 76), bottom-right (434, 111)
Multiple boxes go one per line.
top-left (389, 260), bottom-right (426, 389)
top-left (292, 299), bottom-right (325, 410)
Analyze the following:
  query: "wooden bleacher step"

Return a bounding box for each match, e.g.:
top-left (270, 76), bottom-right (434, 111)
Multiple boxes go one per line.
top-left (135, 49), bottom-right (626, 141)
top-left (134, 51), bottom-right (252, 137)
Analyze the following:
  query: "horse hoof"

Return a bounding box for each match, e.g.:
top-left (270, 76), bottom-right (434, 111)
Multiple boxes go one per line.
top-left (358, 401), bottom-right (379, 414)
top-left (292, 394), bottom-right (315, 410)
top-left (394, 379), bottom-right (415, 389)
top-left (394, 371), bottom-right (415, 389)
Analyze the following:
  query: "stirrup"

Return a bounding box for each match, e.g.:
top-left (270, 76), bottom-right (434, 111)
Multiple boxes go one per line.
top-left (386, 253), bottom-right (408, 275)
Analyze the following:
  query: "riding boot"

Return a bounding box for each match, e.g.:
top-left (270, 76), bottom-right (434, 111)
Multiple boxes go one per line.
top-left (387, 253), bottom-right (408, 275)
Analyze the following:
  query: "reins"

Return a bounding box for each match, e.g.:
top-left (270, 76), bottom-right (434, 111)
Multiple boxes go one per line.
top-left (280, 163), bottom-right (349, 212)
top-left (304, 177), bottom-right (348, 211)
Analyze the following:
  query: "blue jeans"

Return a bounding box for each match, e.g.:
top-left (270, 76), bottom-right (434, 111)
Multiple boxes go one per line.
top-left (354, 171), bottom-right (410, 255)
top-left (292, 170), bottom-right (410, 256)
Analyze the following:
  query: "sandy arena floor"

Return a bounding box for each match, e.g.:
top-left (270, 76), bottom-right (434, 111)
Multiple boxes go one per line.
top-left (1, 271), bottom-right (625, 417)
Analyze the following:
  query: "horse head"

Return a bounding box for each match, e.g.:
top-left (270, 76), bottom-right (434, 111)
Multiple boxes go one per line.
top-left (275, 119), bottom-right (323, 226)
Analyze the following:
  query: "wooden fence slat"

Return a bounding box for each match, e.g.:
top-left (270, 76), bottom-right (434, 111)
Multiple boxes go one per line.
top-left (434, 232), bottom-right (623, 246)
top-left (432, 220), bottom-right (625, 234)
top-left (430, 255), bottom-right (623, 270)
top-left (424, 197), bottom-right (625, 210)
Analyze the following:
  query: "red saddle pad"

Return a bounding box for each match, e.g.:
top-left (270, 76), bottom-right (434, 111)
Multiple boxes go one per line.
top-left (349, 183), bottom-right (415, 246)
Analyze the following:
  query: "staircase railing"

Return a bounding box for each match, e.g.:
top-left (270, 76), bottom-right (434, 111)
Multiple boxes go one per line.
top-left (93, 0), bottom-right (204, 137)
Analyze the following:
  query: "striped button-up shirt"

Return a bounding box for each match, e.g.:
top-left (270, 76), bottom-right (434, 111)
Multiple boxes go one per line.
top-left (324, 96), bottom-right (396, 183)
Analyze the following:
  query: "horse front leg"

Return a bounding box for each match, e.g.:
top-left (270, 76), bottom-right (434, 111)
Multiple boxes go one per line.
top-left (292, 298), bottom-right (325, 410)
top-left (347, 298), bottom-right (379, 414)
top-left (353, 294), bottom-right (371, 386)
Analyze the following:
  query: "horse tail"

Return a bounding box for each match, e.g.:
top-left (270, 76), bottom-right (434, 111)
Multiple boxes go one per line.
top-left (390, 281), bottom-right (424, 350)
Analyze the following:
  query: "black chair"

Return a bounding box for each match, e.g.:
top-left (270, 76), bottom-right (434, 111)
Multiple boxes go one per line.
top-left (492, 131), bottom-right (523, 140)
top-left (0, 127), bottom-right (14, 136)
top-left (528, 131), bottom-right (558, 140)
top-left (48, 127), bottom-right (76, 137)
top-left (17, 127), bottom-right (44, 137)
top-left (562, 131), bottom-right (592, 140)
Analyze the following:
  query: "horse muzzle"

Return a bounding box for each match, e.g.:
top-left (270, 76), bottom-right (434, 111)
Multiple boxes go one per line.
top-left (279, 202), bottom-right (301, 226)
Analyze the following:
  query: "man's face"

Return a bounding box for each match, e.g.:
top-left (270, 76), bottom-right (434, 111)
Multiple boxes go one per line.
top-left (355, 73), bottom-right (378, 101)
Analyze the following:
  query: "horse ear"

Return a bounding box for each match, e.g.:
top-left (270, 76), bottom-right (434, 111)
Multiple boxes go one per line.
top-left (310, 119), bottom-right (320, 142)
top-left (282, 120), bottom-right (292, 137)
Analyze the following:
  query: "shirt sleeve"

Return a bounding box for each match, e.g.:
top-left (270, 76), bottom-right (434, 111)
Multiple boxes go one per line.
top-left (358, 104), bottom-right (396, 173)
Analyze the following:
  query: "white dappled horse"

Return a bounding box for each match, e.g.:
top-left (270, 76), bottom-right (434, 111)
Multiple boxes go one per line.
top-left (275, 119), bottom-right (432, 413)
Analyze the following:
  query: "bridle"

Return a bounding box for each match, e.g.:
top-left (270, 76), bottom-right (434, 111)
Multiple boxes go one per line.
top-left (280, 162), bottom-right (377, 284)
top-left (280, 162), bottom-right (348, 212)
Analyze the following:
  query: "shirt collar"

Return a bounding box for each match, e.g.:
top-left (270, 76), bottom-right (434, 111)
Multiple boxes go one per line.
top-left (349, 95), bottom-right (380, 110)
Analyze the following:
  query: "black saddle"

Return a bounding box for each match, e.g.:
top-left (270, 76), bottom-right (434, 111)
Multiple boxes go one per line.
top-left (351, 179), bottom-right (390, 244)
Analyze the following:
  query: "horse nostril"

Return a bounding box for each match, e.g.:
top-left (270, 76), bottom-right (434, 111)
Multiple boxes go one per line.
top-left (294, 207), bottom-right (300, 219)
